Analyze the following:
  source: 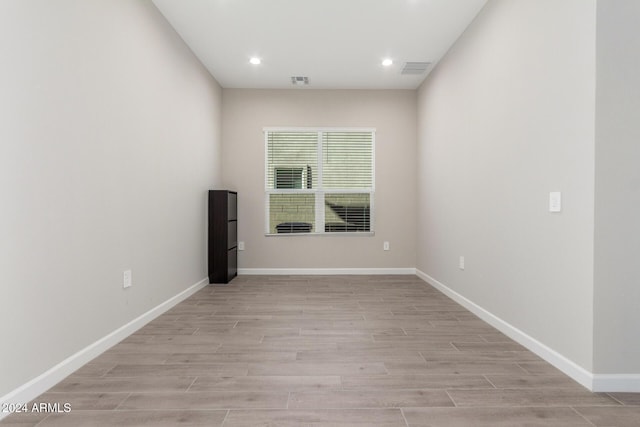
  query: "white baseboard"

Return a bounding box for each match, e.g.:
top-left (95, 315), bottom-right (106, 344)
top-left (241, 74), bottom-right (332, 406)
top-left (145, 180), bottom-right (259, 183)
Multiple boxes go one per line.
top-left (415, 269), bottom-right (596, 391)
top-left (0, 278), bottom-right (209, 419)
top-left (238, 268), bottom-right (417, 275)
top-left (592, 375), bottom-right (640, 392)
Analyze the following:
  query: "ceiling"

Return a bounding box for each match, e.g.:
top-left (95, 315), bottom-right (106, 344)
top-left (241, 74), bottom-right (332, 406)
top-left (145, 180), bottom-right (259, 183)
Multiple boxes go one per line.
top-left (152, 0), bottom-right (487, 90)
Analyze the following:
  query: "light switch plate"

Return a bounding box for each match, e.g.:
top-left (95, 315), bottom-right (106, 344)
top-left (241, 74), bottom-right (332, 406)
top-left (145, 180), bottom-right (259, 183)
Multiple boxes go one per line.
top-left (549, 192), bottom-right (562, 212)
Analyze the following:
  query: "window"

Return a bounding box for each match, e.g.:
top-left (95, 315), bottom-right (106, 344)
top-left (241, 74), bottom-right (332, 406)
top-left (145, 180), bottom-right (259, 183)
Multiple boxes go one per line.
top-left (265, 128), bottom-right (374, 235)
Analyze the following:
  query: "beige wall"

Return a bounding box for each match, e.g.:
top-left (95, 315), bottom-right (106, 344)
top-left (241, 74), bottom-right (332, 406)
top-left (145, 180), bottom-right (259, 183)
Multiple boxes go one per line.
top-left (0, 0), bottom-right (222, 397)
top-left (594, 0), bottom-right (640, 374)
top-left (222, 89), bottom-right (417, 270)
top-left (417, 0), bottom-right (596, 370)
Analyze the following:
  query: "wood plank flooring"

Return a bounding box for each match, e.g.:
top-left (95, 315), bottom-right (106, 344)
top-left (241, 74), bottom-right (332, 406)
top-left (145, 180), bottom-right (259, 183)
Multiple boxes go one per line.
top-left (2, 275), bottom-right (639, 426)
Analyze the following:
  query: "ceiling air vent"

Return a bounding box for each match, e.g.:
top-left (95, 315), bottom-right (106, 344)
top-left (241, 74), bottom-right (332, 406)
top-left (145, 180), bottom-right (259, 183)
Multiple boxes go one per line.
top-left (401, 62), bottom-right (431, 75)
top-left (291, 76), bottom-right (309, 85)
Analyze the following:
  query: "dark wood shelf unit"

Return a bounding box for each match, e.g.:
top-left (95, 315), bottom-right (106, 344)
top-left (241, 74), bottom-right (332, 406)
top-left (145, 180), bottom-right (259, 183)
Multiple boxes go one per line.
top-left (208, 190), bottom-right (237, 284)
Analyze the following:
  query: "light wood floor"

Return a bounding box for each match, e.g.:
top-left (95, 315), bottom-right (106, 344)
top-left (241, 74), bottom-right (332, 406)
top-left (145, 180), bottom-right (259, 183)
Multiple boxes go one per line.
top-left (3, 275), bottom-right (640, 426)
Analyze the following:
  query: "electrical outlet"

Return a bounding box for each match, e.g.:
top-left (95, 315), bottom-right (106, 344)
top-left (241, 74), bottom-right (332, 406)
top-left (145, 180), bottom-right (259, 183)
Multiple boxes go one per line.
top-left (459, 256), bottom-right (465, 270)
top-left (123, 270), bottom-right (132, 288)
top-left (238, 241), bottom-right (245, 251)
top-left (549, 191), bottom-right (562, 212)
top-left (383, 241), bottom-right (390, 251)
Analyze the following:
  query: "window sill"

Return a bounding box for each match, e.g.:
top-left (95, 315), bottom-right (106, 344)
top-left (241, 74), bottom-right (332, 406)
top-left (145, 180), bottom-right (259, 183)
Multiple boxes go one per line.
top-left (265, 232), bottom-right (375, 237)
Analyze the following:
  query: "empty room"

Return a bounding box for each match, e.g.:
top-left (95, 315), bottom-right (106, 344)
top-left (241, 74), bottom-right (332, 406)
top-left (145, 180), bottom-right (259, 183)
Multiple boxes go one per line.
top-left (1, 0), bottom-right (639, 425)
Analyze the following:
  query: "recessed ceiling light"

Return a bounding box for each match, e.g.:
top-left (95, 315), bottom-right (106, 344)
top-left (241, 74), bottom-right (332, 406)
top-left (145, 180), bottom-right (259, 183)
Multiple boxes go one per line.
top-left (382, 58), bottom-right (393, 67)
top-left (249, 57), bottom-right (261, 65)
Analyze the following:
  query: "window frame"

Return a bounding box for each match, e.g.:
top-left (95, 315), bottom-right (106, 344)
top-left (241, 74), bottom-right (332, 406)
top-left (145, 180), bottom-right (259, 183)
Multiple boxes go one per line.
top-left (264, 127), bottom-right (375, 236)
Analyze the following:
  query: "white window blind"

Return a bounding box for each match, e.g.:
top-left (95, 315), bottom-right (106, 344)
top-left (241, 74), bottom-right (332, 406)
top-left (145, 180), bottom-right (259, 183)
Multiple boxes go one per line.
top-left (265, 128), bottom-right (374, 235)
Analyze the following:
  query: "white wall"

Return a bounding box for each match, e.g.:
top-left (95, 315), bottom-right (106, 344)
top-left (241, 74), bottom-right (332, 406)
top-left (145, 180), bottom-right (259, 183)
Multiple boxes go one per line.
top-left (222, 89), bottom-right (417, 270)
top-left (417, 0), bottom-right (596, 371)
top-left (0, 0), bottom-right (222, 397)
top-left (594, 0), bottom-right (640, 374)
